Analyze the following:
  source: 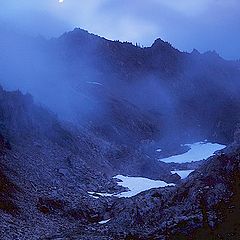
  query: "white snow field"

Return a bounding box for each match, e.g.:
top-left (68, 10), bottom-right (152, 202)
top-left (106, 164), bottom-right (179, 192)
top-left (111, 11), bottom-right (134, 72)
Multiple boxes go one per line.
top-left (88, 175), bottom-right (174, 199)
top-left (98, 219), bottom-right (111, 224)
top-left (88, 142), bottom-right (225, 199)
top-left (159, 142), bottom-right (226, 164)
top-left (113, 175), bottom-right (175, 198)
top-left (88, 192), bottom-right (114, 198)
top-left (171, 170), bottom-right (195, 179)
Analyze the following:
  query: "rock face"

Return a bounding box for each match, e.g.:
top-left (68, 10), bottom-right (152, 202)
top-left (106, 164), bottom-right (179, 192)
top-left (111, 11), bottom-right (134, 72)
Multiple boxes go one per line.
top-left (234, 124), bottom-right (240, 144)
top-left (53, 143), bottom-right (240, 240)
top-left (50, 28), bottom-right (240, 144)
top-left (1, 28), bottom-right (240, 146)
top-left (0, 86), bottom-right (175, 239)
top-left (0, 27), bottom-right (240, 239)
top-left (0, 87), bottom-right (110, 238)
top-left (2, 87), bottom-right (239, 239)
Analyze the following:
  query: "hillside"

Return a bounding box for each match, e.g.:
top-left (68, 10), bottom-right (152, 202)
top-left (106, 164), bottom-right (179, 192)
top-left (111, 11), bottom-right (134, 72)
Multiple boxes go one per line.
top-left (49, 28), bottom-right (240, 145)
top-left (0, 86), bottom-right (178, 238)
top-left (0, 27), bottom-right (240, 239)
top-left (1, 28), bottom-right (240, 146)
top-left (49, 140), bottom-right (240, 239)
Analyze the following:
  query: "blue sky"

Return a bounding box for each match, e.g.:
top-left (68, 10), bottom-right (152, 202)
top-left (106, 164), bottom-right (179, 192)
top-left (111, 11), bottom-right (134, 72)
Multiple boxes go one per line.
top-left (1, 0), bottom-right (240, 59)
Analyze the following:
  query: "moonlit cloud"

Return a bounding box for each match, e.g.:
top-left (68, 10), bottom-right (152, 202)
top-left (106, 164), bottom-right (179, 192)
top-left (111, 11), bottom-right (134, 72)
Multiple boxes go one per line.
top-left (160, 0), bottom-right (211, 16)
top-left (0, 0), bottom-right (239, 59)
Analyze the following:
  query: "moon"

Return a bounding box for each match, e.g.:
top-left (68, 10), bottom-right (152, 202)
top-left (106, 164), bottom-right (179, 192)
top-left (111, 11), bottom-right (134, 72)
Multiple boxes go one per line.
top-left (59, 0), bottom-right (64, 3)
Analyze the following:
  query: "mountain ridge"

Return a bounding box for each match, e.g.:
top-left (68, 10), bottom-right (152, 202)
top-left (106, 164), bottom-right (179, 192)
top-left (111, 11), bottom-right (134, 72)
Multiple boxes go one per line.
top-left (0, 26), bottom-right (240, 239)
top-left (57, 27), bottom-right (239, 61)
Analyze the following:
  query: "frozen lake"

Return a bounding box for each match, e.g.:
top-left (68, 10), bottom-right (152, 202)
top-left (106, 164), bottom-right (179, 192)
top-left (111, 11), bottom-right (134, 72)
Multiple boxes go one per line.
top-left (89, 142), bottom-right (225, 199)
top-left (113, 175), bottom-right (175, 198)
top-left (89, 175), bottom-right (174, 199)
top-left (159, 142), bottom-right (226, 164)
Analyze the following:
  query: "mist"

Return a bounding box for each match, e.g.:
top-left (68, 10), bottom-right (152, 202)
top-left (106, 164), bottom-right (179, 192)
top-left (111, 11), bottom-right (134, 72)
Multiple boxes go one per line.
top-left (0, 24), bottom-right (109, 124)
top-left (2, 2), bottom-right (240, 239)
top-left (0, 1), bottom-right (240, 146)
top-left (1, 1), bottom-right (240, 59)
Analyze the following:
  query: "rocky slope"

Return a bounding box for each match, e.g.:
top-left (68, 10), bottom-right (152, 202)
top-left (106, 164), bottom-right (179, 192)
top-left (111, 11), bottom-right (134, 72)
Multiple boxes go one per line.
top-left (50, 140), bottom-right (240, 240)
top-left (0, 27), bottom-right (240, 239)
top-left (0, 86), bottom-right (177, 239)
top-left (0, 86), bottom-right (115, 238)
top-left (48, 28), bottom-right (240, 144)
top-left (1, 27), bottom-right (240, 146)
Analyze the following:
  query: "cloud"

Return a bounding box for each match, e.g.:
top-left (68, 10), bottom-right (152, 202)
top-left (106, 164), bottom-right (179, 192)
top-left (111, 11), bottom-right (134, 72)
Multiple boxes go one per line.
top-left (0, 0), bottom-right (239, 59)
top-left (159, 0), bottom-right (211, 16)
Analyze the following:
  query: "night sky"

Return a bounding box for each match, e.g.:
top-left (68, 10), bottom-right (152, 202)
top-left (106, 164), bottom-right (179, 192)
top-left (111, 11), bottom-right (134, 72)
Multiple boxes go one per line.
top-left (1, 0), bottom-right (240, 59)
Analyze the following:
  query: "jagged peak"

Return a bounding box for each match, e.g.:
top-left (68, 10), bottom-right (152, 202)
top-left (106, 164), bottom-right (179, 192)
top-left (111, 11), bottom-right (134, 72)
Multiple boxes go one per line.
top-left (203, 50), bottom-right (221, 59)
top-left (64, 27), bottom-right (90, 36)
top-left (59, 27), bottom-right (104, 43)
top-left (57, 28), bottom-right (146, 51)
top-left (151, 38), bottom-right (172, 48)
top-left (150, 38), bottom-right (180, 55)
top-left (191, 48), bottom-right (200, 55)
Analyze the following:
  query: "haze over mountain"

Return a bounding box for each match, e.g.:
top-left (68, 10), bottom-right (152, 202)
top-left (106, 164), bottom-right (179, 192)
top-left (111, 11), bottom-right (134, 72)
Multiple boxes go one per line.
top-left (1, 0), bottom-right (240, 59)
top-left (1, 27), bottom-right (240, 144)
top-left (0, 26), bottom-right (240, 239)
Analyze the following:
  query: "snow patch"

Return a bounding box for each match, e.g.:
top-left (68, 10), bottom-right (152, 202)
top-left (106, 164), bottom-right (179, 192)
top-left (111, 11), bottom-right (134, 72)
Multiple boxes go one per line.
top-left (99, 219), bottom-right (111, 224)
top-left (113, 175), bottom-right (175, 198)
top-left (88, 175), bottom-right (174, 199)
top-left (86, 81), bottom-right (103, 86)
top-left (88, 192), bottom-right (113, 198)
top-left (159, 142), bottom-right (225, 163)
top-left (171, 170), bottom-right (194, 179)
